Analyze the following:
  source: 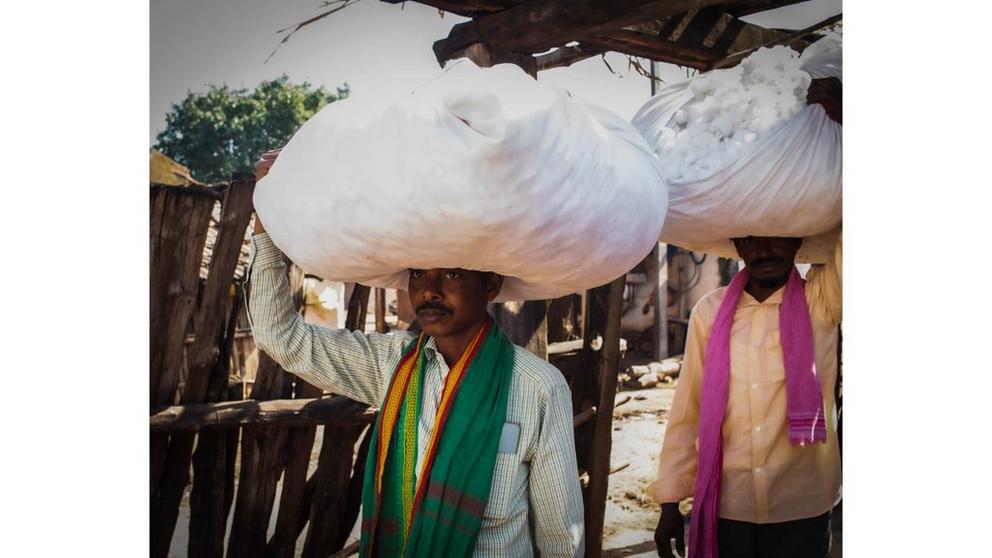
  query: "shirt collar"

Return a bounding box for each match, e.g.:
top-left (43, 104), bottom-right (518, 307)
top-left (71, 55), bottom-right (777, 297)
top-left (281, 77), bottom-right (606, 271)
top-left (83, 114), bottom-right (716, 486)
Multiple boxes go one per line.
top-left (422, 336), bottom-right (451, 373)
top-left (738, 284), bottom-right (786, 306)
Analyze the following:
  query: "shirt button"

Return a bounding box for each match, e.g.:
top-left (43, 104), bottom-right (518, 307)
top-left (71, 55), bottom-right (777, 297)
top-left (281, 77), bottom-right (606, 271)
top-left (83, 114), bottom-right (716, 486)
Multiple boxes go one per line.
top-left (754, 467), bottom-right (763, 474)
top-left (752, 383), bottom-right (759, 389)
top-left (753, 426), bottom-right (762, 433)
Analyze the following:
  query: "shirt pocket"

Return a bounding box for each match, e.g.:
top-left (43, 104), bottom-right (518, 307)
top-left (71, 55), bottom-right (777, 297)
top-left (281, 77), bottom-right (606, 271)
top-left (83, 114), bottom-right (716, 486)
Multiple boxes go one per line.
top-left (483, 452), bottom-right (521, 520)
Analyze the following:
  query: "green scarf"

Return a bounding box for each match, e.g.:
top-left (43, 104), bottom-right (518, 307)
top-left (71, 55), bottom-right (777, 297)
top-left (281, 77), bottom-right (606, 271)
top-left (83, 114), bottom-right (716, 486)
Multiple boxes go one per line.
top-left (359, 317), bottom-right (514, 558)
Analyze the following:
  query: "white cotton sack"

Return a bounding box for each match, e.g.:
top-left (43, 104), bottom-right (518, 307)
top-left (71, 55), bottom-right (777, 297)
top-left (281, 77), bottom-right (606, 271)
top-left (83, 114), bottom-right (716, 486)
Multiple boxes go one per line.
top-left (254, 59), bottom-right (668, 301)
top-left (632, 40), bottom-right (841, 262)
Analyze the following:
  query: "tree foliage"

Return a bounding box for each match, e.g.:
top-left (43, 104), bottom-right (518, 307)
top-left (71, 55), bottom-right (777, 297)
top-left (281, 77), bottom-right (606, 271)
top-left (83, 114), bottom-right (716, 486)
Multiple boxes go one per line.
top-left (155, 75), bottom-right (348, 183)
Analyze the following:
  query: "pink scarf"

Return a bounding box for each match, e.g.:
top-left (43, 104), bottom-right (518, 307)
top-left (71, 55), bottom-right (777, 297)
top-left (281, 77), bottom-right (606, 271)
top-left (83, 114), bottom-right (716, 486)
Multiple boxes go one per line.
top-left (688, 267), bottom-right (826, 558)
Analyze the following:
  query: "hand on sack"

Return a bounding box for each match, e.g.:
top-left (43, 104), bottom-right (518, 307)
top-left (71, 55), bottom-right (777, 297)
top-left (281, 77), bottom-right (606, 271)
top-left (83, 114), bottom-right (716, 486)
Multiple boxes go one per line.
top-left (253, 148), bottom-right (282, 233)
top-left (806, 77), bottom-right (842, 125)
top-left (654, 502), bottom-right (686, 558)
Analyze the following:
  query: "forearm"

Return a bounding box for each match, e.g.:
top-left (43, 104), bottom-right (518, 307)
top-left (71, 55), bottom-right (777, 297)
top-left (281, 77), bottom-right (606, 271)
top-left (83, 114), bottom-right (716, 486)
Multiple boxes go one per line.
top-left (649, 309), bottom-right (705, 503)
top-left (246, 233), bottom-right (397, 406)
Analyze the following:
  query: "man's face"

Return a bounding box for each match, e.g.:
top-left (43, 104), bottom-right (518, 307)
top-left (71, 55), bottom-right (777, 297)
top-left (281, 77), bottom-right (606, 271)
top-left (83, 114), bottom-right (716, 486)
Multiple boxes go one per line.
top-left (732, 236), bottom-right (803, 288)
top-left (407, 268), bottom-right (503, 338)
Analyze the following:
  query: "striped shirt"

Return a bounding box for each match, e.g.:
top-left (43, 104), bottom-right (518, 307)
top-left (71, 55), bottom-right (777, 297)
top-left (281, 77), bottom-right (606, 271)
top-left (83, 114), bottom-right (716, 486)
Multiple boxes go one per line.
top-left (246, 233), bottom-right (584, 557)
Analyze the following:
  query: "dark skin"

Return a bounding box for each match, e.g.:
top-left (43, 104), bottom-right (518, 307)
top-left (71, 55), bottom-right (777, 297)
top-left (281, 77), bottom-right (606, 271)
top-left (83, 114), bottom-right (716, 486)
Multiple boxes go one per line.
top-left (732, 236), bottom-right (803, 301)
top-left (408, 268), bottom-right (503, 364)
top-left (652, 239), bottom-right (800, 557)
top-left (254, 149), bottom-right (504, 366)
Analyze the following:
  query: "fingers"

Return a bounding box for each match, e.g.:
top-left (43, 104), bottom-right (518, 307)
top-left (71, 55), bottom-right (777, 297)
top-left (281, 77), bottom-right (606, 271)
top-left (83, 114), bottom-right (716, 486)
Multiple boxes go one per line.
top-left (656, 537), bottom-right (675, 558)
top-left (675, 528), bottom-right (686, 557)
top-left (655, 523), bottom-right (675, 558)
top-left (255, 149), bottom-right (283, 180)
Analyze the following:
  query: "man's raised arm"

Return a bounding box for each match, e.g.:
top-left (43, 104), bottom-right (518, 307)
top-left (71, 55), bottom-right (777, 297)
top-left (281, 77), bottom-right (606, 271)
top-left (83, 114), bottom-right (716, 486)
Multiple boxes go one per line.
top-left (246, 150), bottom-right (405, 406)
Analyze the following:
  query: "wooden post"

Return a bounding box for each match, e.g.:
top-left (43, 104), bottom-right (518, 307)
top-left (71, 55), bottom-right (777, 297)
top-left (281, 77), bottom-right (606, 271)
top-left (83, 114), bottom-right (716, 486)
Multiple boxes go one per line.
top-left (493, 300), bottom-right (549, 360)
top-left (267, 379), bottom-right (323, 558)
top-left (581, 276), bottom-right (626, 558)
top-left (653, 242), bottom-right (669, 360)
top-left (298, 285), bottom-right (373, 557)
top-left (151, 175), bottom-right (257, 558)
top-left (301, 424), bottom-right (365, 558)
top-left (227, 255), bottom-right (305, 558)
top-left (374, 288), bottom-right (387, 333)
top-left (189, 283), bottom-right (250, 558)
top-left (149, 184), bottom-right (219, 558)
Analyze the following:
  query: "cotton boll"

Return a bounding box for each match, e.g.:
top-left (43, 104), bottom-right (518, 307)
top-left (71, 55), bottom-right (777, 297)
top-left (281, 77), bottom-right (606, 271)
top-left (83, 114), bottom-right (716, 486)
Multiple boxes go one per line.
top-left (652, 45), bottom-right (812, 183)
top-left (712, 114), bottom-right (735, 137)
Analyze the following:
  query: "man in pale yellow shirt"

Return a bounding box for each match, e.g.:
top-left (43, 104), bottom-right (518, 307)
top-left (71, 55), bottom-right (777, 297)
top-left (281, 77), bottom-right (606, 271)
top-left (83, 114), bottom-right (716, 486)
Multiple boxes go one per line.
top-left (651, 234), bottom-right (841, 558)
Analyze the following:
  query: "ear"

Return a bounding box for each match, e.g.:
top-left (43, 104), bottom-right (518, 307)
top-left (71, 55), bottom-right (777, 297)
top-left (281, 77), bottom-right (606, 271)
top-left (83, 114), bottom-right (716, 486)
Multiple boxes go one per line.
top-left (485, 273), bottom-right (504, 302)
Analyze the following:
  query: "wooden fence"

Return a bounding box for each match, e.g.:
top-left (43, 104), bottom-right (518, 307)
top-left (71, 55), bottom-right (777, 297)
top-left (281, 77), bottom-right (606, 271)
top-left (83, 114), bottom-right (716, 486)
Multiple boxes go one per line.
top-left (150, 173), bottom-right (626, 558)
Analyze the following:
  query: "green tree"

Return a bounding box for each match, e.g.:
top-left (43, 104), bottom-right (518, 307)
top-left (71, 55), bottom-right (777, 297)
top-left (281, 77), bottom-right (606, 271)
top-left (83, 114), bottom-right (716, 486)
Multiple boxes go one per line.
top-left (155, 75), bottom-right (349, 183)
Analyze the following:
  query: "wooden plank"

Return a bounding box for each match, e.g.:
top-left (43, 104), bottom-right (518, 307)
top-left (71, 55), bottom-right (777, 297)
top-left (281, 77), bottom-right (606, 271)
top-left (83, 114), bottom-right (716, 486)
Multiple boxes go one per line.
top-left (227, 259), bottom-right (305, 558)
top-left (153, 175), bottom-right (258, 558)
top-left (337, 426), bottom-right (373, 548)
top-left (150, 185), bottom-right (218, 407)
top-left (185, 175), bottom-right (257, 405)
top-left (298, 285), bottom-right (374, 556)
top-left (547, 339), bottom-right (585, 356)
top-left (710, 16), bottom-right (747, 54)
top-left (188, 285), bottom-right (248, 558)
top-left (656, 11), bottom-right (689, 41)
top-left (547, 294), bottom-right (581, 343)
top-left (654, 243), bottom-right (670, 360)
top-left (572, 406), bottom-right (597, 427)
top-left (675, 5), bottom-right (726, 50)
top-left (534, 44), bottom-right (604, 71)
top-left (582, 31), bottom-right (718, 70)
top-left (711, 13), bottom-right (842, 69)
top-left (374, 288), bottom-right (387, 333)
top-left (446, 41), bottom-right (536, 76)
top-left (149, 184), bottom-right (218, 558)
top-left (494, 300), bottom-right (548, 360)
top-left (583, 276), bottom-right (626, 558)
top-left (382, 0), bottom-right (517, 18)
top-left (433, 0), bottom-right (729, 62)
top-left (345, 284), bottom-right (371, 332)
top-left (301, 424), bottom-right (365, 557)
top-left (267, 413), bottom-right (319, 557)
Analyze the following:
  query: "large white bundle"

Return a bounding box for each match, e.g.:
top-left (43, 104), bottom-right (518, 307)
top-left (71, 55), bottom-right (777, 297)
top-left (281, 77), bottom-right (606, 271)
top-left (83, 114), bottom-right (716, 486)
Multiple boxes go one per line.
top-left (632, 35), bottom-right (841, 262)
top-left (254, 59), bottom-right (668, 301)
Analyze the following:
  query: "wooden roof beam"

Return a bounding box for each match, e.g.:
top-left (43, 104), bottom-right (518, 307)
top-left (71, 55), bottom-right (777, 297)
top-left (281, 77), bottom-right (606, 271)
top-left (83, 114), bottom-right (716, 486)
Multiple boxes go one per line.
top-left (582, 30), bottom-right (717, 71)
top-left (711, 12), bottom-right (841, 68)
top-left (380, 0), bottom-right (518, 18)
top-left (433, 0), bottom-right (731, 63)
top-left (534, 44), bottom-right (606, 71)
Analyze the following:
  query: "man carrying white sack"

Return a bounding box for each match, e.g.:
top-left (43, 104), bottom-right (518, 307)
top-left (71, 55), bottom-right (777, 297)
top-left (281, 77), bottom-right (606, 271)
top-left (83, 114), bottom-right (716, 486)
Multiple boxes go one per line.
top-left (246, 59), bottom-right (668, 558)
top-left (652, 231), bottom-right (841, 558)
top-left (247, 150), bottom-right (585, 558)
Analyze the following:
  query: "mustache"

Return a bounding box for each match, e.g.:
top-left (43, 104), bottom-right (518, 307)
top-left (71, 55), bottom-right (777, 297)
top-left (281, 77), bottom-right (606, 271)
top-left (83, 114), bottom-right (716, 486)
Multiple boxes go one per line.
top-left (751, 257), bottom-right (786, 267)
top-left (416, 301), bottom-right (453, 314)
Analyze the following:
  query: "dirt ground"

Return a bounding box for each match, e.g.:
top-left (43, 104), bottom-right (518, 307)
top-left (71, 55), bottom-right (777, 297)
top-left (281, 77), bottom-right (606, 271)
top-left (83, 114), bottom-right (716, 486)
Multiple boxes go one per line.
top-left (601, 385), bottom-right (675, 558)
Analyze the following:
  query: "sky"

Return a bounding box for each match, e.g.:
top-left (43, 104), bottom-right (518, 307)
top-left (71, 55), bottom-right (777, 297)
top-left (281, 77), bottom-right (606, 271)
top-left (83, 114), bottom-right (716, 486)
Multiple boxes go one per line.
top-left (150, 0), bottom-right (841, 145)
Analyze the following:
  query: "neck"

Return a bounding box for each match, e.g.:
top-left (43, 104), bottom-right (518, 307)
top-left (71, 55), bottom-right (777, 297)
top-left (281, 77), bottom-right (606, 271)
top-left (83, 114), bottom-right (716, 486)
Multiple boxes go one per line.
top-left (745, 274), bottom-right (790, 303)
top-left (433, 318), bottom-right (487, 365)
